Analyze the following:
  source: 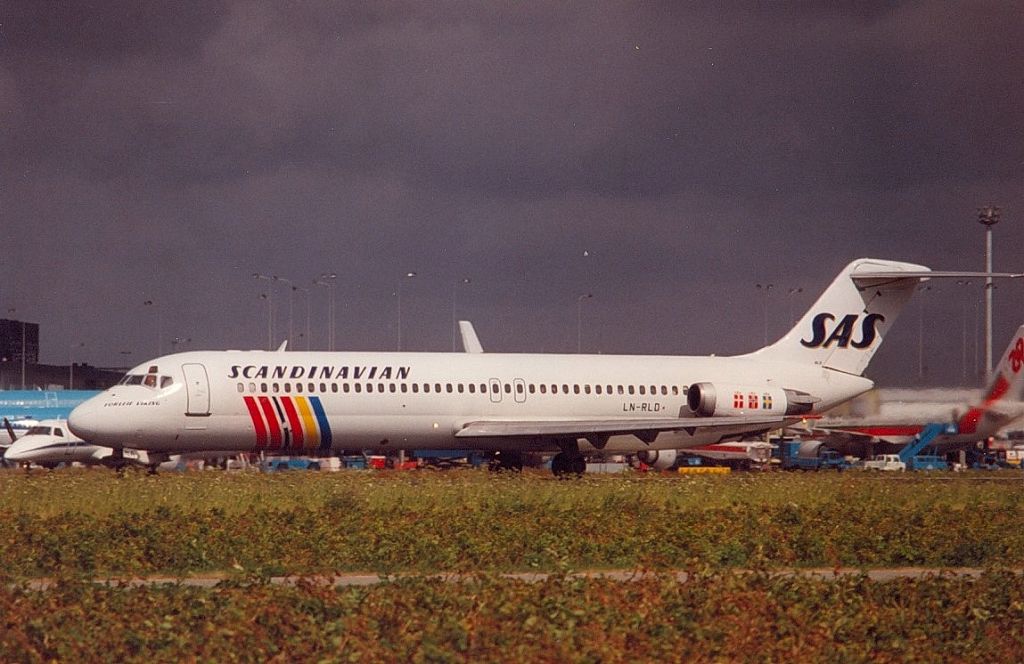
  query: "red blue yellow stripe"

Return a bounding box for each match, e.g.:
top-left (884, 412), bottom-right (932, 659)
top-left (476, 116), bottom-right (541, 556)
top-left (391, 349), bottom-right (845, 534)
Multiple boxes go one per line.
top-left (244, 395), bottom-right (333, 451)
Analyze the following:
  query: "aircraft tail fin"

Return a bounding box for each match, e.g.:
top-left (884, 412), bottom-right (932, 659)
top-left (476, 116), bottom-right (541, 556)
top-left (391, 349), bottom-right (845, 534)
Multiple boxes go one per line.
top-left (958, 326), bottom-right (1024, 435)
top-left (744, 258), bottom-right (929, 376)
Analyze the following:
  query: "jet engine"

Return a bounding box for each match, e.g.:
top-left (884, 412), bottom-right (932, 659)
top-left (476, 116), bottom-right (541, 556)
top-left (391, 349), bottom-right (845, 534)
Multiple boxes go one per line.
top-left (636, 449), bottom-right (677, 470)
top-left (687, 383), bottom-right (818, 417)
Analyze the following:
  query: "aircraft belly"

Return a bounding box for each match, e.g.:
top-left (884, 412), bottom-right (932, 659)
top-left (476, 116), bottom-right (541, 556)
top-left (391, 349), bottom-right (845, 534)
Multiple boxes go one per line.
top-left (578, 429), bottom-right (718, 454)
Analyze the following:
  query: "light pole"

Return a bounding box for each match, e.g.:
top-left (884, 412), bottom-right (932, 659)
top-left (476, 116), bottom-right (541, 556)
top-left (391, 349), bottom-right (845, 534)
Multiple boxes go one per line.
top-left (451, 278), bottom-right (471, 352)
top-left (273, 276), bottom-right (295, 346)
top-left (974, 299), bottom-right (981, 380)
top-left (978, 205), bottom-right (1001, 379)
top-left (917, 285), bottom-right (932, 380)
top-left (786, 287), bottom-right (803, 325)
top-left (142, 300), bottom-right (163, 356)
top-left (253, 274), bottom-right (275, 349)
top-left (314, 273), bottom-right (337, 351)
top-left (396, 272), bottom-right (417, 351)
top-left (69, 342), bottom-right (84, 389)
top-left (258, 294), bottom-right (272, 350)
top-left (956, 280), bottom-right (971, 383)
top-left (576, 293), bottom-right (592, 353)
top-left (756, 283), bottom-right (774, 345)
top-left (292, 285), bottom-right (310, 351)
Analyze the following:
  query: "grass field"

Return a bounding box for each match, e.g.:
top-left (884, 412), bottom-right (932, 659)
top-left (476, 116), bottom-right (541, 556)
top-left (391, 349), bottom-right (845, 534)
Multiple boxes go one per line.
top-left (4, 570), bottom-right (1024, 662)
top-left (2, 468), bottom-right (1023, 578)
top-left (4, 468), bottom-right (1024, 661)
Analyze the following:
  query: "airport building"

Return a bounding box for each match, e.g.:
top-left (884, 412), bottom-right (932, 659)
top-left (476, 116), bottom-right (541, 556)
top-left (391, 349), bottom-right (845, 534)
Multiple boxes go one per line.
top-left (0, 317), bottom-right (122, 390)
top-left (0, 318), bottom-right (39, 364)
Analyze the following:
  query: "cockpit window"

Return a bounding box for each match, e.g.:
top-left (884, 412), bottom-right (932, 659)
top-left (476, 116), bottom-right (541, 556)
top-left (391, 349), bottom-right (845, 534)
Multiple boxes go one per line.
top-left (118, 374), bottom-right (173, 388)
top-left (26, 426), bottom-right (52, 436)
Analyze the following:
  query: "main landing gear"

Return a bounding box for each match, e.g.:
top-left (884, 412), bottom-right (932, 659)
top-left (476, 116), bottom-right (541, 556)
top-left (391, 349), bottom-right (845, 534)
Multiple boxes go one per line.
top-left (488, 450), bottom-right (524, 472)
top-left (550, 437), bottom-right (586, 477)
top-left (550, 452), bottom-right (586, 477)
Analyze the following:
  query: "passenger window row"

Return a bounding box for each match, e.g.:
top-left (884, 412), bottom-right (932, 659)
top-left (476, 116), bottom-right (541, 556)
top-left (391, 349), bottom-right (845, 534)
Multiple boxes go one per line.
top-left (236, 381), bottom-right (683, 397)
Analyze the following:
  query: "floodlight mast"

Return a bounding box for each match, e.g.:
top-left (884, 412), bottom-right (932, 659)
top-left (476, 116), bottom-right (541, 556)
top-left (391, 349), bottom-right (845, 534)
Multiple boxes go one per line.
top-left (978, 205), bottom-right (1001, 380)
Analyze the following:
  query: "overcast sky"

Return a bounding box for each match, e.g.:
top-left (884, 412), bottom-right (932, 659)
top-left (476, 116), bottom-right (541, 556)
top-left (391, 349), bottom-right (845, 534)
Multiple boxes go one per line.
top-left (1, 2), bottom-right (1022, 387)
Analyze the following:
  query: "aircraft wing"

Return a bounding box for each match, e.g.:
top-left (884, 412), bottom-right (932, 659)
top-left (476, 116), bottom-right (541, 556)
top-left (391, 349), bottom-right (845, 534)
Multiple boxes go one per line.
top-left (455, 415), bottom-right (787, 445)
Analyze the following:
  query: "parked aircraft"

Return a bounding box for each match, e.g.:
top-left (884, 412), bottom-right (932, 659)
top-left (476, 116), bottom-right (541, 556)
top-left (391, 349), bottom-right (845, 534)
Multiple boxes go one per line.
top-left (2, 418), bottom-right (183, 471)
top-left (804, 324), bottom-right (1024, 457)
top-left (2, 418), bottom-right (247, 472)
top-left (67, 259), bottom-right (1020, 475)
top-left (0, 390), bottom-right (101, 466)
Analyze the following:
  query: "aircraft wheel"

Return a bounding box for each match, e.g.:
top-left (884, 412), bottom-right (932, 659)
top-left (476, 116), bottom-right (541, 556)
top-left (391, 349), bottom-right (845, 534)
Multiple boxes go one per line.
top-left (550, 453), bottom-right (566, 476)
top-left (501, 451), bottom-right (523, 472)
top-left (488, 451), bottom-right (523, 473)
top-left (551, 453), bottom-right (585, 478)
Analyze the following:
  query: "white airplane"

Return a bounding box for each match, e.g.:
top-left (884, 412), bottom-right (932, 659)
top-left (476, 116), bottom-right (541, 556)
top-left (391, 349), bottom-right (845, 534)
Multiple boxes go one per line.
top-left (3, 418), bottom-right (182, 471)
top-left (66, 258), bottom-right (1021, 475)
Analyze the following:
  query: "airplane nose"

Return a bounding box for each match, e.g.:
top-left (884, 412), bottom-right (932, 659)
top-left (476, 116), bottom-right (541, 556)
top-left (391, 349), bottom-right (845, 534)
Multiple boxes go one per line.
top-left (68, 399), bottom-right (121, 443)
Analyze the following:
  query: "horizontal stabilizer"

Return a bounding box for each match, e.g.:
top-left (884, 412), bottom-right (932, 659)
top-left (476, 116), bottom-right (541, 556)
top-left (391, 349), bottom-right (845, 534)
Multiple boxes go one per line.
top-left (853, 270), bottom-right (1024, 286)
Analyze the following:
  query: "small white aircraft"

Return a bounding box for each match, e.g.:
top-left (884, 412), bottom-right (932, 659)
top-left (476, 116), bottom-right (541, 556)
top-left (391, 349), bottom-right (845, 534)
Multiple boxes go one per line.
top-left (3, 418), bottom-right (183, 471)
top-left (67, 258), bottom-right (1022, 475)
top-left (2, 418), bottom-right (245, 472)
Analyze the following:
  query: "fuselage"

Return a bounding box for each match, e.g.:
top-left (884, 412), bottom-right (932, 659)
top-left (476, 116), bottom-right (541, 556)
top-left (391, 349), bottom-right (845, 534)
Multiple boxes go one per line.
top-left (68, 349), bottom-right (874, 455)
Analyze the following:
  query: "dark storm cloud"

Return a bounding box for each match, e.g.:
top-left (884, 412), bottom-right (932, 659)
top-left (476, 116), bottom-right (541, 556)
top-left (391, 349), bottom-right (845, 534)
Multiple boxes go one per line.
top-left (1, 1), bottom-right (1021, 387)
top-left (1, 2), bottom-right (226, 60)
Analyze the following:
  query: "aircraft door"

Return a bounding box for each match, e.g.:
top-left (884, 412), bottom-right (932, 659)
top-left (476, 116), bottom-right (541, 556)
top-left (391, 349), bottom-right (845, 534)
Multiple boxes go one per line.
top-left (513, 378), bottom-right (526, 404)
top-left (488, 378), bottom-right (502, 403)
top-left (182, 363), bottom-right (211, 416)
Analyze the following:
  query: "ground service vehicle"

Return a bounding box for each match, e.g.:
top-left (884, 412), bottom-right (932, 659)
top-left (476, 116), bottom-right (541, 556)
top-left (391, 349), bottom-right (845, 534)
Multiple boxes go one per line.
top-left (863, 454), bottom-right (906, 471)
top-left (777, 440), bottom-right (850, 471)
